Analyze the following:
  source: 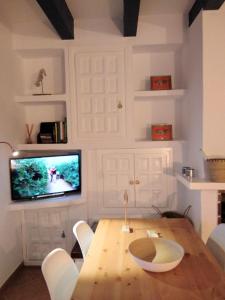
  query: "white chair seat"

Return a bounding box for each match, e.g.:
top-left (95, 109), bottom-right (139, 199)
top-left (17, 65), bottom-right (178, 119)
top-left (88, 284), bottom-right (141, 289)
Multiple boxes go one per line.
top-left (73, 220), bottom-right (94, 259)
top-left (206, 224), bottom-right (225, 271)
top-left (42, 248), bottom-right (79, 300)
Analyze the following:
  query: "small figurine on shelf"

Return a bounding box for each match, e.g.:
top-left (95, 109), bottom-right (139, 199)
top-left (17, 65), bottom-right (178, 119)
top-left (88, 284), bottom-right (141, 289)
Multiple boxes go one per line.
top-left (26, 124), bottom-right (34, 144)
top-left (33, 68), bottom-right (51, 95)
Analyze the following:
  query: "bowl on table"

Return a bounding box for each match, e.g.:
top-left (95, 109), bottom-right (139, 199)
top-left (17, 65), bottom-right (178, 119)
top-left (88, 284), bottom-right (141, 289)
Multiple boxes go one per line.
top-left (128, 237), bottom-right (184, 272)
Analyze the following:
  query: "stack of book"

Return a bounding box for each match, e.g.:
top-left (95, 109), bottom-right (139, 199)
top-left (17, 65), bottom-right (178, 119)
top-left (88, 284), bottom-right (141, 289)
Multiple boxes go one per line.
top-left (37, 118), bottom-right (67, 144)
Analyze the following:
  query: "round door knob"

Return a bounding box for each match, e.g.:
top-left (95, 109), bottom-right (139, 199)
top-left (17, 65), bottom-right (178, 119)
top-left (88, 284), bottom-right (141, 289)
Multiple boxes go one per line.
top-left (117, 101), bottom-right (123, 109)
top-left (129, 180), bottom-right (134, 185)
top-left (135, 179), bottom-right (140, 185)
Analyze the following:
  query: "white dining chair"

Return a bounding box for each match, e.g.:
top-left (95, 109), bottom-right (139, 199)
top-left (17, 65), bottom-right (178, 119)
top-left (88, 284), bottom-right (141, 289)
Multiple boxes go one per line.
top-left (73, 220), bottom-right (94, 259)
top-left (42, 248), bottom-right (79, 300)
top-left (206, 223), bottom-right (225, 271)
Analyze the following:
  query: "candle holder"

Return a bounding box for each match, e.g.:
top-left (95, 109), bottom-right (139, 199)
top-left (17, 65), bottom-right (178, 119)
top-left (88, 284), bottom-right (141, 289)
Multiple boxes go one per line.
top-left (122, 190), bottom-right (132, 233)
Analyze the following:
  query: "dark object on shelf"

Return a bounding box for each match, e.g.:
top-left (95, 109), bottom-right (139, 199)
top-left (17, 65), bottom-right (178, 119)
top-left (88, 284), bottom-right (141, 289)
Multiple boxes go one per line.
top-left (151, 75), bottom-right (172, 90)
top-left (151, 124), bottom-right (173, 141)
top-left (182, 166), bottom-right (196, 178)
top-left (71, 221), bottom-right (98, 259)
top-left (152, 205), bottom-right (193, 225)
top-left (37, 120), bottom-right (67, 144)
top-left (221, 200), bottom-right (225, 223)
top-left (37, 122), bottom-right (55, 144)
top-left (38, 133), bottom-right (54, 144)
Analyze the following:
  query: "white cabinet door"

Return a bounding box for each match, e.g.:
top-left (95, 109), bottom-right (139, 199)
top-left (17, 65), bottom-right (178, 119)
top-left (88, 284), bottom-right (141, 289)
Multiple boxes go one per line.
top-left (134, 153), bottom-right (168, 208)
top-left (97, 149), bottom-right (172, 213)
top-left (99, 153), bottom-right (135, 208)
top-left (74, 50), bottom-right (126, 138)
top-left (24, 208), bottom-right (69, 263)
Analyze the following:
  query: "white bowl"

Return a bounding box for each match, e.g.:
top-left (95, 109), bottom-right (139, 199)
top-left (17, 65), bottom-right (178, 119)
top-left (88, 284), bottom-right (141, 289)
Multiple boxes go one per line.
top-left (128, 237), bottom-right (184, 272)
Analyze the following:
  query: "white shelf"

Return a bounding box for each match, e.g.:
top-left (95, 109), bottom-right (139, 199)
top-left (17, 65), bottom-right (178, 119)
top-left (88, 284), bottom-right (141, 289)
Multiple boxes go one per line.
top-left (176, 174), bottom-right (225, 190)
top-left (17, 143), bottom-right (73, 151)
top-left (134, 89), bottom-right (185, 98)
top-left (8, 194), bottom-right (85, 211)
top-left (15, 94), bottom-right (67, 103)
top-left (135, 139), bottom-right (185, 147)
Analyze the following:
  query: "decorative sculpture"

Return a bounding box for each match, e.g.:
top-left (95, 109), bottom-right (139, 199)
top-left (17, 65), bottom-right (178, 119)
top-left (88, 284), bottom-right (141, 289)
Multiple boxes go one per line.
top-left (34, 68), bottom-right (47, 95)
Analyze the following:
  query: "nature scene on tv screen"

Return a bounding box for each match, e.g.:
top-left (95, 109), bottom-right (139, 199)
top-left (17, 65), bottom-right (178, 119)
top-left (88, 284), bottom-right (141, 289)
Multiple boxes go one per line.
top-left (11, 155), bottom-right (80, 199)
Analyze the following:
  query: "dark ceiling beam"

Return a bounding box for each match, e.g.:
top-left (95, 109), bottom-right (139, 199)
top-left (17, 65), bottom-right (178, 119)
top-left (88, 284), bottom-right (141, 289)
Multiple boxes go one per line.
top-left (203, 0), bottom-right (225, 9)
top-left (123, 0), bottom-right (140, 36)
top-left (36, 0), bottom-right (74, 40)
top-left (189, 0), bottom-right (225, 26)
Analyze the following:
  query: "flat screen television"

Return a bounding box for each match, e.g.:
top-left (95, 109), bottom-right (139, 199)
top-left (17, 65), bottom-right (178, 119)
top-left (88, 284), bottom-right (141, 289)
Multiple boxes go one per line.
top-left (10, 152), bottom-right (81, 201)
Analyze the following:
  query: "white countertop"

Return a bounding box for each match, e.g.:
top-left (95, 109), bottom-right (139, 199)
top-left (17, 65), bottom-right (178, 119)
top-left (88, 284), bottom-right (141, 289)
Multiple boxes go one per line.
top-left (176, 174), bottom-right (225, 190)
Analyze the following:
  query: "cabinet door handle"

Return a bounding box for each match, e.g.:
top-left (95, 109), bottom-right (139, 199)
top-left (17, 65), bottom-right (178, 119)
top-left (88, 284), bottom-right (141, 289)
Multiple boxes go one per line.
top-left (117, 101), bottom-right (123, 109)
top-left (135, 179), bottom-right (140, 185)
top-left (129, 180), bottom-right (134, 185)
top-left (61, 230), bottom-right (66, 238)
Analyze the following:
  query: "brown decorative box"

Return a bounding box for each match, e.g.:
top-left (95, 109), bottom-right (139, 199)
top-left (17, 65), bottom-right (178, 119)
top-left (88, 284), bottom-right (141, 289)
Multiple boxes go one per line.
top-left (151, 124), bottom-right (173, 141)
top-left (150, 75), bottom-right (172, 90)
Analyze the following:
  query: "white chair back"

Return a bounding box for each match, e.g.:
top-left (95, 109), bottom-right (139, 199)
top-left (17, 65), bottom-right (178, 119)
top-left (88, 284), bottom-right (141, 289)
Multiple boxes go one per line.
top-left (42, 248), bottom-right (79, 300)
top-left (73, 220), bottom-right (94, 258)
top-left (206, 223), bottom-right (225, 271)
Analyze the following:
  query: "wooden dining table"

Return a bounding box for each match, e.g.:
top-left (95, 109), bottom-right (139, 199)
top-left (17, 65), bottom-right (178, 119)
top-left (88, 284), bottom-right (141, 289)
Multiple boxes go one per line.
top-left (72, 218), bottom-right (225, 300)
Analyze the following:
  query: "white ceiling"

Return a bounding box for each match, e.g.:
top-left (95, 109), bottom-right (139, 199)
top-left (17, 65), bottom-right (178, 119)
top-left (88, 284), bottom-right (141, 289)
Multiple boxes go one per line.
top-left (67, 0), bottom-right (195, 18)
top-left (0, 0), bottom-right (195, 26)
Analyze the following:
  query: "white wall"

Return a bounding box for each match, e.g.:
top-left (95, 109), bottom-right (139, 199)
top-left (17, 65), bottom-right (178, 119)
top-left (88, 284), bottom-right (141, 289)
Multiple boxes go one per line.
top-left (182, 13), bottom-right (204, 174)
top-left (177, 13), bottom-right (204, 232)
top-left (12, 14), bottom-right (184, 48)
top-left (0, 21), bottom-right (24, 287)
top-left (178, 5), bottom-right (225, 236)
top-left (203, 4), bottom-right (225, 156)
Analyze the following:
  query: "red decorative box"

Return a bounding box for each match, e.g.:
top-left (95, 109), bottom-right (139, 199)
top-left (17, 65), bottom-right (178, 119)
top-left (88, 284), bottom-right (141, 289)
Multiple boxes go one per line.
top-left (151, 124), bottom-right (173, 141)
top-left (150, 75), bottom-right (172, 90)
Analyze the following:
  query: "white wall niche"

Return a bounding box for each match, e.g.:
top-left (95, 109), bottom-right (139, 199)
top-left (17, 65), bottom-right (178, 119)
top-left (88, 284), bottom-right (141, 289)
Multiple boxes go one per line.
top-left (134, 97), bottom-right (184, 142)
top-left (133, 44), bottom-right (184, 92)
top-left (19, 101), bottom-right (67, 145)
top-left (14, 48), bottom-right (66, 96)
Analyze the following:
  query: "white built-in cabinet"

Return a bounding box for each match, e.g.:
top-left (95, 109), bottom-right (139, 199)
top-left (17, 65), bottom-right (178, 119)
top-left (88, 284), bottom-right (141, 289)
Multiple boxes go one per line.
top-left (13, 43), bottom-right (185, 264)
top-left (97, 149), bottom-right (173, 210)
top-left (72, 49), bottom-right (126, 138)
top-left (14, 44), bottom-right (186, 149)
top-left (23, 207), bottom-right (70, 264)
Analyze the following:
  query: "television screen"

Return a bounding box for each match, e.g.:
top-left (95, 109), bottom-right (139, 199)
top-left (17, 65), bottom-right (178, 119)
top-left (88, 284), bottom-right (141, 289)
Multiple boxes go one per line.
top-left (10, 152), bottom-right (81, 201)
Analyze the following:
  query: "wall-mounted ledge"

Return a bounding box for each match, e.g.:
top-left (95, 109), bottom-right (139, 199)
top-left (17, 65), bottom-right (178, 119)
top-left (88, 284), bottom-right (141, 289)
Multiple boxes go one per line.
top-left (176, 174), bottom-right (225, 190)
top-left (8, 194), bottom-right (85, 211)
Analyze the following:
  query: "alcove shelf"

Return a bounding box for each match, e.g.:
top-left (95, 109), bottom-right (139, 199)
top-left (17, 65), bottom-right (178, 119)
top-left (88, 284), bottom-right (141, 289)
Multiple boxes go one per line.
top-left (134, 89), bottom-right (185, 99)
top-left (15, 94), bottom-right (68, 103)
top-left (134, 139), bottom-right (185, 146)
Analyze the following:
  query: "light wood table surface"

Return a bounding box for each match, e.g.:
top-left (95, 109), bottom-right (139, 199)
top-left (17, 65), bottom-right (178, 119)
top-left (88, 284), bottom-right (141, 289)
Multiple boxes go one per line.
top-left (72, 218), bottom-right (225, 300)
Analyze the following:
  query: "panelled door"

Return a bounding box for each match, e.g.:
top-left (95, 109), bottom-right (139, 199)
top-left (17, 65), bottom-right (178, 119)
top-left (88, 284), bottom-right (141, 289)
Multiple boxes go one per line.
top-left (134, 153), bottom-right (168, 208)
top-left (97, 149), bottom-right (171, 210)
top-left (24, 208), bottom-right (69, 263)
top-left (100, 153), bottom-right (135, 208)
top-left (74, 50), bottom-right (126, 138)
